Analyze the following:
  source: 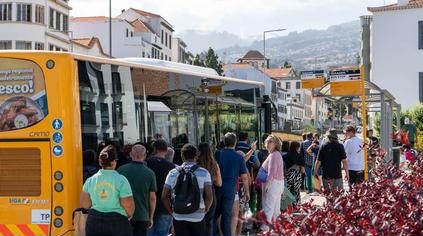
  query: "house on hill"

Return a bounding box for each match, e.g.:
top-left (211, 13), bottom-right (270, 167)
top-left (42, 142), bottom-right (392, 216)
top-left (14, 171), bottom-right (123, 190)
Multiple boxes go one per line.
top-left (237, 50), bottom-right (269, 71)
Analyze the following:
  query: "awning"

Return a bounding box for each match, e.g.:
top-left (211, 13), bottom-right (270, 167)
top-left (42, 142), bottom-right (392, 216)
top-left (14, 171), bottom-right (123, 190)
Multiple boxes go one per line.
top-left (148, 101), bottom-right (172, 112)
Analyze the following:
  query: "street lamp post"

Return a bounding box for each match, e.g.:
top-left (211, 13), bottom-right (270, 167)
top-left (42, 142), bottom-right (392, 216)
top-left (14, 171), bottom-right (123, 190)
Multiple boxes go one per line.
top-left (109, 0), bottom-right (112, 57)
top-left (263, 28), bottom-right (286, 70)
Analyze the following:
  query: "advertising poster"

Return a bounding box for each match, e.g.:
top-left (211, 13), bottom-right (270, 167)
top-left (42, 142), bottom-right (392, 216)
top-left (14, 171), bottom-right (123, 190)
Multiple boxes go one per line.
top-left (0, 58), bottom-right (48, 131)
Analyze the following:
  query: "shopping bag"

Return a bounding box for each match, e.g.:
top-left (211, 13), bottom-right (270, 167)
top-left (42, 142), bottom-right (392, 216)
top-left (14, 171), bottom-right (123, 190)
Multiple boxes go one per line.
top-left (313, 175), bottom-right (322, 192)
top-left (73, 208), bottom-right (89, 236)
top-left (280, 188), bottom-right (296, 211)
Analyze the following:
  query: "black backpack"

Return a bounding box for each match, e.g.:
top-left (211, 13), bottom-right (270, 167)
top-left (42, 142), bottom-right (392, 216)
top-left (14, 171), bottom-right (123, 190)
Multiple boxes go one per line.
top-left (173, 165), bottom-right (201, 214)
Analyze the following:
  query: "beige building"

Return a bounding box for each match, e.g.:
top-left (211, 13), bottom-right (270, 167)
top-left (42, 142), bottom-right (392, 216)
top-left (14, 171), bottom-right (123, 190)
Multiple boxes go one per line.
top-left (237, 50), bottom-right (269, 70)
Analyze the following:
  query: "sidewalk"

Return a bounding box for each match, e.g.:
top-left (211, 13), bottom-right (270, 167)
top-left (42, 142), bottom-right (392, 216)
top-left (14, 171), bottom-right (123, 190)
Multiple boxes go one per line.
top-left (300, 171), bottom-right (350, 206)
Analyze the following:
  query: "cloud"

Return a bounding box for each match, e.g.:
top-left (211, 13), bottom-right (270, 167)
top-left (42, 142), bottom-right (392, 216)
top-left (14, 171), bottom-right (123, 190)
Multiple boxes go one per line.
top-left (70, 0), bottom-right (396, 37)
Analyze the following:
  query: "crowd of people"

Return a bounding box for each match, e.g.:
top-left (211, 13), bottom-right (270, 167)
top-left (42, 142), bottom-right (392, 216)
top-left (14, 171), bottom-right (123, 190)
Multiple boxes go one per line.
top-left (79, 121), bottom-right (416, 236)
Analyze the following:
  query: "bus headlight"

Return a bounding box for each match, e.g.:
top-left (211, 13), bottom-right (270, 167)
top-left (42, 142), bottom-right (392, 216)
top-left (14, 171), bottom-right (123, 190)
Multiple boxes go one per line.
top-left (54, 218), bottom-right (63, 228)
top-left (54, 206), bottom-right (64, 216)
top-left (54, 183), bottom-right (63, 192)
top-left (54, 171), bottom-right (63, 181)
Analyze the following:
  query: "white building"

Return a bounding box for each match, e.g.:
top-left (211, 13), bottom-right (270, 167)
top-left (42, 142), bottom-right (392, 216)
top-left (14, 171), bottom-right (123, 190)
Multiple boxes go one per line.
top-left (72, 37), bottom-right (109, 57)
top-left (367, 0), bottom-right (423, 109)
top-left (70, 16), bottom-right (145, 58)
top-left (265, 68), bottom-right (313, 128)
top-left (117, 8), bottom-right (174, 61)
top-left (224, 63), bottom-right (288, 130)
top-left (171, 37), bottom-right (189, 64)
top-left (311, 97), bottom-right (328, 130)
top-left (0, 0), bottom-right (70, 51)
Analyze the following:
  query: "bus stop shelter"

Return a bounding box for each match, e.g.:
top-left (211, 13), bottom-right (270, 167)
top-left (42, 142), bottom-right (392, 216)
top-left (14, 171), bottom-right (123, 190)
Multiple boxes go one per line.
top-left (313, 80), bottom-right (400, 160)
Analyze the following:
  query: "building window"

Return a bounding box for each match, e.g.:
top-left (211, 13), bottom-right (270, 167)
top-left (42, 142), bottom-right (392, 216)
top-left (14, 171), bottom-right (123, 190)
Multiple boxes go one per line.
top-left (55, 11), bottom-right (61, 30)
top-left (169, 36), bottom-right (172, 49)
top-left (169, 57), bottom-right (171, 61)
top-left (296, 81), bottom-right (301, 89)
top-left (0, 40), bottom-right (12, 49)
top-left (126, 28), bottom-right (129, 37)
top-left (286, 82), bottom-right (291, 89)
top-left (165, 32), bottom-right (168, 47)
top-left (35, 5), bottom-right (44, 24)
top-left (49, 44), bottom-right (54, 51)
top-left (16, 4), bottom-right (31, 22)
top-left (16, 41), bottom-right (32, 50)
top-left (142, 51), bottom-right (145, 57)
top-left (49, 8), bottom-right (54, 28)
top-left (34, 42), bottom-right (44, 50)
top-left (419, 21), bottom-right (423, 50)
top-left (63, 15), bottom-right (68, 32)
top-left (130, 31), bottom-right (133, 37)
top-left (100, 103), bottom-right (110, 127)
top-left (161, 52), bottom-right (163, 60)
top-left (419, 72), bottom-right (423, 102)
top-left (0, 3), bottom-right (12, 21)
top-left (161, 30), bottom-right (164, 44)
top-left (111, 72), bottom-right (122, 95)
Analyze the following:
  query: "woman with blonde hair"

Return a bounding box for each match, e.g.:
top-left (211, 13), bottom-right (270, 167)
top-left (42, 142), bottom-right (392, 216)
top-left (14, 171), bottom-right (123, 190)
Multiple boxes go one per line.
top-left (259, 135), bottom-right (284, 231)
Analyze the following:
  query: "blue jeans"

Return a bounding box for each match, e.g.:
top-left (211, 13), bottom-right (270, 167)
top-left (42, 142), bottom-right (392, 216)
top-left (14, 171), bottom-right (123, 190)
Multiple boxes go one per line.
top-left (214, 189), bottom-right (234, 236)
top-left (305, 165), bottom-right (313, 193)
top-left (147, 214), bottom-right (172, 236)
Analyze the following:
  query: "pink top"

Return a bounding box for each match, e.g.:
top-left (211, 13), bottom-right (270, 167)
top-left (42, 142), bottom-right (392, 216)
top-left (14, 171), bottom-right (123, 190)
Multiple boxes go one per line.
top-left (262, 151), bottom-right (284, 182)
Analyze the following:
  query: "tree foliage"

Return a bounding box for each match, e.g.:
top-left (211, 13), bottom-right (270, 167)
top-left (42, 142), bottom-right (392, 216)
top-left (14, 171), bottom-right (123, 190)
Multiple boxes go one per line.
top-left (204, 47), bottom-right (224, 75)
top-left (283, 60), bottom-right (292, 68)
top-left (373, 103), bottom-right (423, 150)
top-left (193, 54), bottom-right (204, 67)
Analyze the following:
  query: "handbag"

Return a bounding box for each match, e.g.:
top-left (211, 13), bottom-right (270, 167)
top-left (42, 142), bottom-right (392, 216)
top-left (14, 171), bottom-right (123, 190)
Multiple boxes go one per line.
top-left (73, 208), bottom-right (89, 236)
top-left (256, 167), bottom-right (268, 183)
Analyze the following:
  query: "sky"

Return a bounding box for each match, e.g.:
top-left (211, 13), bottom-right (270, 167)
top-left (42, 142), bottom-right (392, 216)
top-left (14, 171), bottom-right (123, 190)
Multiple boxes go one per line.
top-left (70, 0), bottom-right (396, 38)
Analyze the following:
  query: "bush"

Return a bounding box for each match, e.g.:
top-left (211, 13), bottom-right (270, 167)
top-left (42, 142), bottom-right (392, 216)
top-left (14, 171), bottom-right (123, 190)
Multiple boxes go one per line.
top-left (268, 159), bottom-right (423, 235)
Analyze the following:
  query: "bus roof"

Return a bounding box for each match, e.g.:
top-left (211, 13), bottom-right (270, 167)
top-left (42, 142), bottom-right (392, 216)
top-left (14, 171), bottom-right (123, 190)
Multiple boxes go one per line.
top-left (73, 53), bottom-right (265, 88)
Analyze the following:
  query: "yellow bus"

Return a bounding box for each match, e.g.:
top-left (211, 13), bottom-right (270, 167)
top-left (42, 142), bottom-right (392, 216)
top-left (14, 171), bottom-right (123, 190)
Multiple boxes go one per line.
top-left (0, 51), bottom-right (268, 235)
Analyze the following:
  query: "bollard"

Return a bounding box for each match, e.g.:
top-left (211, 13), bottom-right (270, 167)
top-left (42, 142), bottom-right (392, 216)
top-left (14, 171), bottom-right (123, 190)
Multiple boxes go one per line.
top-left (392, 146), bottom-right (400, 167)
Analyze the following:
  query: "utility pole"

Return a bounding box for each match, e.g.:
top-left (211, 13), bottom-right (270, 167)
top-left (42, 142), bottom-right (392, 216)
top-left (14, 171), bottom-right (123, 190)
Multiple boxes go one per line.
top-left (109, 0), bottom-right (112, 57)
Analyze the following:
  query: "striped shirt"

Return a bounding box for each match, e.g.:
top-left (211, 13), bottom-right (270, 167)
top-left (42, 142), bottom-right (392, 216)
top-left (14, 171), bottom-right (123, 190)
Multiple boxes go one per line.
top-left (164, 162), bottom-right (212, 222)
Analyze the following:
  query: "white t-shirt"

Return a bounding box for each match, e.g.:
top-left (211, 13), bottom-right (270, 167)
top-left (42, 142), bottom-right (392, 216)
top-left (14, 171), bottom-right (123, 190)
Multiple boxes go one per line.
top-left (343, 136), bottom-right (365, 171)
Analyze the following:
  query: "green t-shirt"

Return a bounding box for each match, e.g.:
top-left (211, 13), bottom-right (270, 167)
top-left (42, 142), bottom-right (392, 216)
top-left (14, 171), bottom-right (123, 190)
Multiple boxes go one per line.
top-left (402, 124), bottom-right (417, 142)
top-left (83, 169), bottom-right (133, 217)
top-left (118, 161), bottom-right (157, 221)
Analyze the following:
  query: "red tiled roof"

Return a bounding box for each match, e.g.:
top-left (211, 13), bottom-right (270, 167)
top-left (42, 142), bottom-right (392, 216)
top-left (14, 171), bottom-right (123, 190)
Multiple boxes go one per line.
top-left (130, 19), bottom-right (152, 33)
top-left (264, 68), bottom-right (293, 78)
top-left (72, 37), bottom-right (109, 57)
top-left (70, 16), bottom-right (113, 22)
top-left (368, 0), bottom-right (423, 12)
top-left (240, 50), bottom-right (266, 60)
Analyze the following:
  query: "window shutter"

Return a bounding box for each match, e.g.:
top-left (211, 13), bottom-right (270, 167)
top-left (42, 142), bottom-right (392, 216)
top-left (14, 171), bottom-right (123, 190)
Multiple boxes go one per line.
top-left (419, 21), bottom-right (423, 50)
